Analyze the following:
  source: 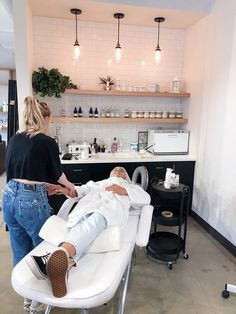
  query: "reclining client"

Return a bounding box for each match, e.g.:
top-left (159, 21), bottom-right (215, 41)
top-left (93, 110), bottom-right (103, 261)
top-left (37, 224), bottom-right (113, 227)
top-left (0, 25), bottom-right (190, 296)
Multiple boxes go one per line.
top-left (26, 166), bottom-right (150, 298)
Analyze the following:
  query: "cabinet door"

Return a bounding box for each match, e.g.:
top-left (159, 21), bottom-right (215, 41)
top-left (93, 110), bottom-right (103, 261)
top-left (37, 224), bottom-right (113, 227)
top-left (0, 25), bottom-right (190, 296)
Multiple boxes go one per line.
top-left (62, 164), bottom-right (90, 185)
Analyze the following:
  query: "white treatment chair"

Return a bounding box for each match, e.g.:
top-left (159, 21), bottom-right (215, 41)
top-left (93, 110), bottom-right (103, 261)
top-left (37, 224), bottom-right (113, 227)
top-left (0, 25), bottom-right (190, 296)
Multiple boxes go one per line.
top-left (11, 166), bottom-right (153, 314)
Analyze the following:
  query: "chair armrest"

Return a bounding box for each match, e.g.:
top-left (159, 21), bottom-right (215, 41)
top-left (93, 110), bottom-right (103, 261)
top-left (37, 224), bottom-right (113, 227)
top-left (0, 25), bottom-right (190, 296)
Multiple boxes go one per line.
top-left (135, 204), bottom-right (153, 247)
top-left (57, 198), bottom-right (78, 220)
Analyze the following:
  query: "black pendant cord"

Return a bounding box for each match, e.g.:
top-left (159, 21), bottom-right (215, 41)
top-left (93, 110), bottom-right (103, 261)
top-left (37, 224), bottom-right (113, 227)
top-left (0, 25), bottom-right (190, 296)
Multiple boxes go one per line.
top-left (114, 13), bottom-right (124, 49)
top-left (71, 8), bottom-right (82, 46)
top-left (157, 23), bottom-right (160, 49)
top-left (117, 17), bottom-right (120, 46)
top-left (75, 13), bottom-right (78, 44)
top-left (156, 21), bottom-right (160, 50)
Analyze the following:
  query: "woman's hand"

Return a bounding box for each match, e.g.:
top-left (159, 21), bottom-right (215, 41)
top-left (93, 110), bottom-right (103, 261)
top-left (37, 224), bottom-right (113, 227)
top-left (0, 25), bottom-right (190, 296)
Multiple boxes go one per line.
top-left (66, 182), bottom-right (77, 197)
top-left (45, 183), bottom-right (77, 197)
top-left (45, 183), bottom-right (62, 196)
top-left (105, 184), bottom-right (128, 196)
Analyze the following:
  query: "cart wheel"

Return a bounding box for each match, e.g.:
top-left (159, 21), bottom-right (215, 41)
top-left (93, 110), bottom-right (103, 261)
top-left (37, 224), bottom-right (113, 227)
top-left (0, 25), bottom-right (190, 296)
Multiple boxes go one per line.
top-left (167, 262), bottom-right (173, 270)
top-left (222, 290), bottom-right (230, 299)
top-left (183, 253), bottom-right (189, 259)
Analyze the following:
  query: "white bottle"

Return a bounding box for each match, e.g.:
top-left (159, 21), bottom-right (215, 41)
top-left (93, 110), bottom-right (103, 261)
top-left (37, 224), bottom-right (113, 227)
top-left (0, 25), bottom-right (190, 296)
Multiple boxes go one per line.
top-left (164, 168), bottom-right (172, 189)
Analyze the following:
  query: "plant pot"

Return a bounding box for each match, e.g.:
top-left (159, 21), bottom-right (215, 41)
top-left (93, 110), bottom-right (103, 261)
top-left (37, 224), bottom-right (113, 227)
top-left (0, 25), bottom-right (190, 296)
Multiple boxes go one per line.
top-left (103, 85), bottom-right (111, 91)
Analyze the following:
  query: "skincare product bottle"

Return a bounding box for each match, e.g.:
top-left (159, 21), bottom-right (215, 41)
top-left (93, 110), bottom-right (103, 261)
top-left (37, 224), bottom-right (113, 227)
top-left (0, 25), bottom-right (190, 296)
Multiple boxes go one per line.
top-left (94, 107), bottom-right (98, 118)
top-left (89, 107), bottom-right (93, 117)
top-left (73, 107), bottom-right (78, 117)
top-left (111, 137), bottom-right (118, 153)
top-left (78, 107), bottom-right (83, 117)
top-left (164, 168), bottom-right (172, 189)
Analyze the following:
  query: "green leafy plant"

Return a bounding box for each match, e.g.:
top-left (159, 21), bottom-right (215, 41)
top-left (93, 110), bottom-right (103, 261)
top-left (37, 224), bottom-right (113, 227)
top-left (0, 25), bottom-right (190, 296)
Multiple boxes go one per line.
top-left (32, 67), bottom-right (77, 98)
top-left (99, 76), bottom-right (115, 87)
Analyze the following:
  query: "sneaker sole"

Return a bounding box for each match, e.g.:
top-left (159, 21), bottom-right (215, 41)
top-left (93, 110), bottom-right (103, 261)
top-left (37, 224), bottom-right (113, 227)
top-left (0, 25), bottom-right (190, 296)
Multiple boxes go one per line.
top-left (25, 256), bottom-right (47, 280)
top-left (47, 249), bottom-right (68, 298)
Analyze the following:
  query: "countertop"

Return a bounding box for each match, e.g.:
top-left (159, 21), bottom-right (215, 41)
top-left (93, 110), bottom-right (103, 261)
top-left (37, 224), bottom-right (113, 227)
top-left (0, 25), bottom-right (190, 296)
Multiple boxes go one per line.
top-left (60, 151), bottom-right (196, 164)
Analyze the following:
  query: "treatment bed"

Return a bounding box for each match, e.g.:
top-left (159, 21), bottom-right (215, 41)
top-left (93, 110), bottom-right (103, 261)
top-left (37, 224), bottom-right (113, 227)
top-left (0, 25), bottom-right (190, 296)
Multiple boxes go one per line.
top-left (11, 166), bottom-right (153, 313)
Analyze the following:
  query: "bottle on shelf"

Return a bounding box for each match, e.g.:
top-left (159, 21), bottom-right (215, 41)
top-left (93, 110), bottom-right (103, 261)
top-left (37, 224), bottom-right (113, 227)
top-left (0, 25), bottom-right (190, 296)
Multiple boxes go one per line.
top-left (89, 107), bottom-right (93, 118)
top-left (78, 107), bottom-right (83, 117)
top-left (93, 138), bottom-right (99, 153)
top-left (111, 137), bottom-right (118, 153)
top-left (73, 107), bottom-right (78, 117)
top-left (94, 107), bottom-right (98, 118)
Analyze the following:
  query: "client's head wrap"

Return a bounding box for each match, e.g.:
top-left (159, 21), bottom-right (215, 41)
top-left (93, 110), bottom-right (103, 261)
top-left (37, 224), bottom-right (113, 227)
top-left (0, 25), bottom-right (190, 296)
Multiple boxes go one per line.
top-left (110, 166), bottom-right (132, 183)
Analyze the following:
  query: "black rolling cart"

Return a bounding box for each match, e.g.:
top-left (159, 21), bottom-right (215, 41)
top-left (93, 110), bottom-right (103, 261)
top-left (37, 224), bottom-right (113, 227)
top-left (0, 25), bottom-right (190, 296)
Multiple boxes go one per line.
top-left (146, 181), bottom-right (190, 269)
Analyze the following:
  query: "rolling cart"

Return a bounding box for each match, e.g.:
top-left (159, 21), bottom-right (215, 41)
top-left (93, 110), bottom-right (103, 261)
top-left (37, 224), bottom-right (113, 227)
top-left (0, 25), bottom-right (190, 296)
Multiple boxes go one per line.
top-left (146, 181), bottom-right (190, 269)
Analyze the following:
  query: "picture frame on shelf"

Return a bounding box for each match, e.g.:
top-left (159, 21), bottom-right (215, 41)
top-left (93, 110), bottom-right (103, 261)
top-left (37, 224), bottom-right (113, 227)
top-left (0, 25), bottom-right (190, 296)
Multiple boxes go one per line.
top-left (138, 131), bottom-right (148, 151)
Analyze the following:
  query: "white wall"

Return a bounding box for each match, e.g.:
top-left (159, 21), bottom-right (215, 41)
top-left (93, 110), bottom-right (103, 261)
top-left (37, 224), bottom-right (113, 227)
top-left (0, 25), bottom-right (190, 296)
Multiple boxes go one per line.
top-left (12, 0), bottom-right (33, 128)
top-left (33, 17), bottom-right (188, 150)
top-left (183, 0), bottom-right (236, 245)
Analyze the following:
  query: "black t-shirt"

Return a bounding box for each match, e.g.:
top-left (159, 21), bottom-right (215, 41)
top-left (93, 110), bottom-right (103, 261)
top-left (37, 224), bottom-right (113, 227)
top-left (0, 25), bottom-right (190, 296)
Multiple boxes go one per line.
top-left (6, 132), bottom-right (62, 183)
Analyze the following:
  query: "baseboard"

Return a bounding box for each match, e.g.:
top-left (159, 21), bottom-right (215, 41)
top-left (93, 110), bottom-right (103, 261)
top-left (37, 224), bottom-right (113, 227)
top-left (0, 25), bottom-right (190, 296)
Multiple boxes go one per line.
top-left (190, 211), bottom-right (236, 257)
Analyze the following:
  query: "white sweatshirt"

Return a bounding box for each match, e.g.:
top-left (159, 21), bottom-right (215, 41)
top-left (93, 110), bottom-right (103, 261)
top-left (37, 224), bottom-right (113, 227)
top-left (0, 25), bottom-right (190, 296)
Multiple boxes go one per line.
top-left (67, 177), bottom-right (151, 228)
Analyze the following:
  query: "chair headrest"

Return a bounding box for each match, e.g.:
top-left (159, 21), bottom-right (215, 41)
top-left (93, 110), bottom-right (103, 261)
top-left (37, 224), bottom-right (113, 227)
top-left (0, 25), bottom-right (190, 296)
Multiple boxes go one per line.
top-left (132, 166), bottom-right (149, 191)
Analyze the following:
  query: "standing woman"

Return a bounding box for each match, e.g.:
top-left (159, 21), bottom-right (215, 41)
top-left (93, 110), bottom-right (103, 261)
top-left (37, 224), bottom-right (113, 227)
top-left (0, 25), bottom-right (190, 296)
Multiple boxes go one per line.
top-left (2, 96), bottom-right (75, 313)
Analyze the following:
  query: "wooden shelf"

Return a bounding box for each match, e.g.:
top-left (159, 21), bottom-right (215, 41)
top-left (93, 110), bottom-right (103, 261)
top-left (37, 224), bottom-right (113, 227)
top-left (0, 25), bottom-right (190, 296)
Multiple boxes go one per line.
top-left (65, 89), bottom-right (190, 98)
top-left (53, 117), bottom-right (188, 124)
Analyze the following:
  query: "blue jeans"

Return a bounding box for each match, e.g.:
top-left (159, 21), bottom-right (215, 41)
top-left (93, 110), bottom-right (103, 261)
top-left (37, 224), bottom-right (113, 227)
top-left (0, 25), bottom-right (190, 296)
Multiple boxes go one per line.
top-left (2, 180), bottom-right (52, 266)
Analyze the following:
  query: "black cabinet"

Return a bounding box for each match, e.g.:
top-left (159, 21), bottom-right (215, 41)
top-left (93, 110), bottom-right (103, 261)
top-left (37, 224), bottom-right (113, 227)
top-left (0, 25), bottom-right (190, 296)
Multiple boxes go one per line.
top-left (63, 164), bottom-right (91, 185)
top-left (146, 182), bottom-right (190, 269)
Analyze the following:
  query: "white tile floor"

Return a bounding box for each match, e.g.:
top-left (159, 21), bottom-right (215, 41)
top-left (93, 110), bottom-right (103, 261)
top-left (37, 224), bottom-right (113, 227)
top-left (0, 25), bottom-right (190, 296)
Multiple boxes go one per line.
top-left (1, 172), bottom-right (236, 313)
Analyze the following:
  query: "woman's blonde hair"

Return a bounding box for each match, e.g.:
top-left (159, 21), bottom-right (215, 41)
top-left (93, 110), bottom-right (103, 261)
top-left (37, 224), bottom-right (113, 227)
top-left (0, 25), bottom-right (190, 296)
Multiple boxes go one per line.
top-left (22, 96), bottom-right (51, 137)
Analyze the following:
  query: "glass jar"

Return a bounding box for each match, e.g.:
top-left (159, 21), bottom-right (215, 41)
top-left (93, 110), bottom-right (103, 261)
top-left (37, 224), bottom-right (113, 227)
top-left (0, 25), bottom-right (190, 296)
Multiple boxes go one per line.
top-left (176, 111), bottom-right (183, 118)
top-left (156, 111), bottom-right (162, 118)
top-left (144, 111), bottom-right (150, 118)
top-left (105, 109), bottom-right (111, 118)
top-left (149, 111), bottom-right (156, 118)
top-left (137, 111), bottom-right (144, 118)
top-left (124, 109), bottom-right (130, 118)
top-left (131, 111), bottom-right (137, 118)
top-left (169, 111), bottom-right (176, 118)
top-left (162, 111), bottom-right (168, 118)
top-left (100, 108), bottom-right (106, 117)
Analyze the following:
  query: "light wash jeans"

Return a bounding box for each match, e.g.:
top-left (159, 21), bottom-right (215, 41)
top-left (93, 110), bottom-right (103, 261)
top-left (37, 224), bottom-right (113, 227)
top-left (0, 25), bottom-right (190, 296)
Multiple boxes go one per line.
top-left (66, 212), bottom-right (107, 261)
top-left (3, 179), bottom-right (51, 266)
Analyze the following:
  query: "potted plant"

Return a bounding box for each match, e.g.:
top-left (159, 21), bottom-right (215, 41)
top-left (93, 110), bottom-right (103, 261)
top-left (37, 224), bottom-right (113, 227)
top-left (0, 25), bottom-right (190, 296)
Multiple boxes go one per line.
top-left (99, 76), bottom-right (115, 91)
top-left (32, 67), bottom-right (77, 98)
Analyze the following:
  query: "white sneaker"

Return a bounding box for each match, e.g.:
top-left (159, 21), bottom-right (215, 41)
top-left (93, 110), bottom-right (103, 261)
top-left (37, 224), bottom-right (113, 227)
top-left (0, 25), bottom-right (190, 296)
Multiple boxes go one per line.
top-left (30, 302), bottom-right (47, 314)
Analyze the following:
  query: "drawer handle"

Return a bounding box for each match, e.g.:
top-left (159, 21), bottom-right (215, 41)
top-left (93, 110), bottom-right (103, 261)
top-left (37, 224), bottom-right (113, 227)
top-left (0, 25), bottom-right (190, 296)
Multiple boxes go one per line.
top-left (155, 167), bottom-right (164, 170)
top-left (73, 169), bottom-right (83, 172)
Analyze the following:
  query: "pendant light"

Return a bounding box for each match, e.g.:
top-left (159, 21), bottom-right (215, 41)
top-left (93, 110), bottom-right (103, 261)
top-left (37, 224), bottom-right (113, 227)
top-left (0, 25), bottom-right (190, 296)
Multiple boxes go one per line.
top-left (71, 8), bottom-right (82, 61)
top-left (154, 17), bottom-right (165, 63)
top-left (114, 13), bottom-right (124, 62)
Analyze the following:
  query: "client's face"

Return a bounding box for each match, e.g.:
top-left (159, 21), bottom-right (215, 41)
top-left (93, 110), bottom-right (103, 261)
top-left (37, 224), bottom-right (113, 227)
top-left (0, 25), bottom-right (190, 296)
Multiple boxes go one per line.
top-left (112, 167), bottom-right (126, 180)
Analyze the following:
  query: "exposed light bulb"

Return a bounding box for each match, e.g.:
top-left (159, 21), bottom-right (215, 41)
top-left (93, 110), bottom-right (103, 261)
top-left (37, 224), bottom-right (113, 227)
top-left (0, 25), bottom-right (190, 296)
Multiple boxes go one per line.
top-left (155, 49), bottom-right (161, 63)
top-left (115, 47), bottom-right (122, 62)
top-left (73, 44), bottom-right (80, 60)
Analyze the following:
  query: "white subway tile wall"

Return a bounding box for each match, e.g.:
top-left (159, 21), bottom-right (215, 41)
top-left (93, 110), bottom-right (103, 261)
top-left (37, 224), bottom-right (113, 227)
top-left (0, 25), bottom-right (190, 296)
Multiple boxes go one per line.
top-left (33, 16), bottom-right (186, 150)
